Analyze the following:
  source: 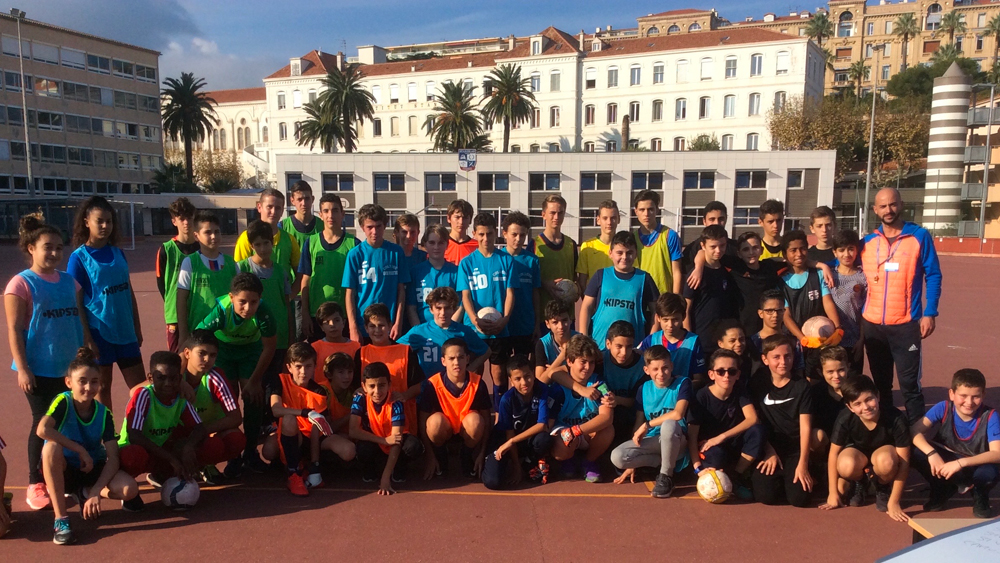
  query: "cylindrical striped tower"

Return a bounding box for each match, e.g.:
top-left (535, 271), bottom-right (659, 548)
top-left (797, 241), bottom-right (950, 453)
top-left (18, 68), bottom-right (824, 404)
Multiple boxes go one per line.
top-left (925, 62), bottom-right (971, 234)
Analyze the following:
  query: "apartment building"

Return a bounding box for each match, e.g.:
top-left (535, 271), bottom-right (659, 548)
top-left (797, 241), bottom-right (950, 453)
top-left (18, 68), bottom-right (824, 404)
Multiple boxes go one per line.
top-left (0, 12), bottom-right (162, 197)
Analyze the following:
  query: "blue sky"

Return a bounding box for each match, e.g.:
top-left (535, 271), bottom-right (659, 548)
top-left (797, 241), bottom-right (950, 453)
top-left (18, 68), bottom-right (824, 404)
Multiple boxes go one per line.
top-left (27, 0), bottom-right (809, 90)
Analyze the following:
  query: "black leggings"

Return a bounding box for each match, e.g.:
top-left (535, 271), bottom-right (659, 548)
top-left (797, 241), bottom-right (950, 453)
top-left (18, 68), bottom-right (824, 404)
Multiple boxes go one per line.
top-left (25, 376), bottom-right (68, 484)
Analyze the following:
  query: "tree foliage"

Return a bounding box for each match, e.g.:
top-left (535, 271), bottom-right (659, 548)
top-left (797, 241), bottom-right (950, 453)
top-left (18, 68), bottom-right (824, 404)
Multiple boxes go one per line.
top-left (151, 162), bottom-right (197, 193)
top-left (296, 100), bottom-right (342, 153)
top-left (161, 73), bottom-right (218, 185)
top-left (481, 64), bottom-right (536, 153)
top-left (886, 57), bottom-right (984, 111)
top-left (424, 81), bottom-right (491, 152)
top-left (767, 95), bottom-right (928, 182)
top-left (315, 64), bottom-right (375, 153)
top-left (688, 133), bottom-right (720, 151)
top-left (893, 13), bottom-right (920, 70)
top-left (805, 13), bottom-right (834, 47)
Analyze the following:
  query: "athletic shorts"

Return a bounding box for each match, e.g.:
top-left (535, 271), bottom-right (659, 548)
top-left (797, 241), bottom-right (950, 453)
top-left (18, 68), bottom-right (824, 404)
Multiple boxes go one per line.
top-left (64, 461), bottom-right (106, 493)
top-left (89, 328), bottom-right (141, 368)
top-left (216, 341), bottom-right (263, 380)
top-left (485, 337), bottom-right (512, 365)
top-left (165, 324), bottom-right (179, 353)
top-left (508, 335), bottom-right (533, 357)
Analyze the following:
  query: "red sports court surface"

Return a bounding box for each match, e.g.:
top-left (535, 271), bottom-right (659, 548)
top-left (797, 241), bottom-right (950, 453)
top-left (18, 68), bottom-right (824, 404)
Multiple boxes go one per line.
top-left (0, 239), bottom-right (997, 562)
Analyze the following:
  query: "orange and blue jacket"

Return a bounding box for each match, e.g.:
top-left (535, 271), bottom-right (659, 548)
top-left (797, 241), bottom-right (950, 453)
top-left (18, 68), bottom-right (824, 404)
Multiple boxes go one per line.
top-left (860, 222), bottom-right (942, 326)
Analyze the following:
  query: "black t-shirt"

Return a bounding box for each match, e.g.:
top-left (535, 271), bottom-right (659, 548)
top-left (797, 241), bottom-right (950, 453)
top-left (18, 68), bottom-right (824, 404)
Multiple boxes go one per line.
top-left (682, 237), bottom-right (738, 276)
top-left (810, 385), bottom-right (846, 434)
top-left (682, 265), bottom-right (739, 342)
top-left (418, 372), bottom-right (492, 414)
top-left (830, 405), bottom-right (910, 457)
top-left (807, 246), bottom-right (836, 267)
top-left (721, 255), bottom-right (783, 336)
top-left (688, 386), bottom-right (751, 440)
top-left (751, 376), bottom-right (813, 454)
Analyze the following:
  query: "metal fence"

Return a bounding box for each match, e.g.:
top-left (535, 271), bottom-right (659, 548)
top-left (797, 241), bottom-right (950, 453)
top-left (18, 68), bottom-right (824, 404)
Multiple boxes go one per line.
top-left (0, 198), bottom-right (139, 250)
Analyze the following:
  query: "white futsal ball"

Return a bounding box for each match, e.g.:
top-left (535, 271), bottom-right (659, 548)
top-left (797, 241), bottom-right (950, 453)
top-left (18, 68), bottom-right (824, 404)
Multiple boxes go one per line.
top-left (477, 307), bottom-right (502, 323)
top-left (161, 477), bottom-right (200, 510)
top-left (696, 469), bottom-right (733, 504)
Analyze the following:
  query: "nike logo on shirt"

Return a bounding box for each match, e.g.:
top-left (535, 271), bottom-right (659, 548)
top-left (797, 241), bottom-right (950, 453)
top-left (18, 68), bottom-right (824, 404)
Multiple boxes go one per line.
top-left (763, 394), bottom-right (794, 406)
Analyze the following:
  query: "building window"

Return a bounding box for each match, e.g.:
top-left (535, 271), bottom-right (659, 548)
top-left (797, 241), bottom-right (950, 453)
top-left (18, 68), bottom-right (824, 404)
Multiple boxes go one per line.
top-left (732, 207), bottom-right (757, 226)
top-left (219, 129), bottom-right (227, 150)
top-left (261, 126), bottom-right (269, 143)
top-left (390, 117), bottom-right (399, 136)
top-left (650, 138), bottom-right (662, 151)
top-left (977, 35), bottom-right (985, 51)
top-left (372, 118), bottom-right (382, 137)
top-left (667, 24), bottom-right (680, 34)
top-left (683, 171), bottom-right (716, 189)
top-left (605, 140), bottom-right (618, 152)
top-left (627, 139), bottom-right (640, 150)
top-left (550, 106), bottom-right (560, 127)
top-left (724, 95), bottom-right (736, 118)
top-left (632, 172), bottom-right (664, 190)
top-left (787, 170), bottom-right (804, 188)
top-left (735, 170), bottom-right (767, 189)
top-left (511, 145), bottom-right (521, 153)
top-left (923, 40), bottom-right (940, 54)
top-left (607, 103), bottom-right (618, 124)
top-left (279, 122), bottom-right (287, 141)
top-left (293, 122), bottom-right (302, 140)
top-left (652, 100), bottom-right (663, 121)
top-left (277, 92), bottom-right (286, 109)
top-left (721, 134), bottom-right (734, 150)
top-left (747, 133), bottom-right (759, 151)
top-left (585, 67), bottom-right (596, 89)
top-left (979, 13), bottom-right (987, 28)
top-left (699, 96), bottom-right (711, 119)
top-left (774, 91), bottom-right (787, 112)
top-left (608, 66), bottom-right (619, 87)
top-left (838, 12), bottom-right (854, 37)
top-left (673, 137), bottom-right (686, 151)
top-left (550, 70), bottom-right (561, 92)
top-left (885, 21), bottom-right (893, 34)
top-left (881, 64), bottom-right (891, 80)
top-left (425, 173), bottom-right (457, 191)
top-left (750, 54), bottom-right (762, 76)
top-left (581, 172), bottom-right (612, 191)
top-left (682, 206), bottom-right (706, 226)
top-left (322, 173), bottom-right (355, 192)
top-left (531, 40), bottom-right (541, 55)
top-left (956, 36), bottom-right (964, 52)
top-left (374, 173), bottom-right (405, 192)
top-left (700, 57), bottom-right (712, 80)
top-left (776, 51), bottom-right (790, 75)
top-left (585, 104), bottom-right (595, 125)
top-left (748, 93), bottom-right (761, 116)
top-left (309, 89), bottom-right (317, 103)
top-left (689, 23), bottom-right (702, 32)
top-left (530, 72), bottom-right (540, 92)
top-left (530, 144), bottom-right (540, 153)
top-left (584, 141), bottom-right (595, 152)
top-left (867, 22), bottom-right (874, 35)
top-left (529, 173), bottom-right (560, 191)
top-left (479, 172), bottom-right (509, 191)
top-left (676, 59), bottom-right (689, 82)
top-left (408, 115), bottom-right (417, 136)
top-left (629, 101), bottom-right (640, 122)
top-left (675, 98), bottom-right (687, 120)
top-left (530, 108), bottom-right (540, 128)
top-left (292, 90), bottom-right (302, 108)
top-left (725, 56), bottom-right (737, 78)
top-left (630, 64), bottom-right (641, 85)
top-left (926, 4), bottom-right (942, 31)
top-left (87, 54), bottom-right (111, 74)
top-left (424, 81), bottom-right (434, 101)
top-left (653, 63), bottom-right (664, 84)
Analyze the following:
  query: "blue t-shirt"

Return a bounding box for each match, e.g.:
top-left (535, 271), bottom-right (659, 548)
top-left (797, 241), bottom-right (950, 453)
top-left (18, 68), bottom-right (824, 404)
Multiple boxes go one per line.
top-left (925, 401), bottom-right (1000, 443)
top-left (350, 394), bottom-right (405, 431)
top-left (780, 270), bottom-right (830, 307)
top-left (495, 382), bottom-right (550, 433)
top-left (342, 240), bottom-right (410, 335)
top-left (407, 260), bottom-right (460, 325)
top-left (548, 374), bottom-right (605, 427)
top-left (399, 320), bottom-right (489, 378)
top-left (456, 249), bottom-right (520, 338)
top-left (638, 330), bottom-right (705, 379)
top-left (498, 248), bottom-right (540, 338)
top-left (402, 248), bottom-right (428, 273)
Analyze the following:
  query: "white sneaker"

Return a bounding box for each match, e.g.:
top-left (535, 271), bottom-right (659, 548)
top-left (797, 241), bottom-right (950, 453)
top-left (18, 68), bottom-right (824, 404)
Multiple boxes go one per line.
top-left (304, 473), bottom-right (323, 488)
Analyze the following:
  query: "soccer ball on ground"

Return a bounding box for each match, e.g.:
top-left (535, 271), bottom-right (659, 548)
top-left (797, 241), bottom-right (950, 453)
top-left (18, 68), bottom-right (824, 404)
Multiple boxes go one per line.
top-left (696, 469), bottom-right (733, 504)
top-left (161, 477), bottom-right (200, 510)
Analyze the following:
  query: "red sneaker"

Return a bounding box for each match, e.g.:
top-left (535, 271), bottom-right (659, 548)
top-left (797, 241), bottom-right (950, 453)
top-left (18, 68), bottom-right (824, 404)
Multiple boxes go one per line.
top-left (26, 482), bottom-right (51, 510)
top-left (286, 473), bottom-right (309, 497)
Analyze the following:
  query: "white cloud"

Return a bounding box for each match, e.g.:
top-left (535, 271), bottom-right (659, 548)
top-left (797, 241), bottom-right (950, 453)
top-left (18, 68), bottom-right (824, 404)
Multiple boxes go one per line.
top-left (160, 38), bottom-right (283, 90)
top-left (191, 38), bottom-right (220, 55)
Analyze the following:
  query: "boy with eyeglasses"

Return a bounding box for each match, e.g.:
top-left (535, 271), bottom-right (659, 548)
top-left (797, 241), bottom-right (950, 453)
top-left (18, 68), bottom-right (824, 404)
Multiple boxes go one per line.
top-left (750, 290), bottom-right (805, 379)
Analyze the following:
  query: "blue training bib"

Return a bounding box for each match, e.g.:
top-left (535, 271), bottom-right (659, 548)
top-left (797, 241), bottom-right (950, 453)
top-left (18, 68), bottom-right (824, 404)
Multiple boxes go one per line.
top-left (591, 267), bottom-right (649, 349)
top-left (13, 270), bottom-right (84, 377)
top-left (47, 391), bottom-right (108, 468)
top-left (74, 246), bottom-right (136, 344)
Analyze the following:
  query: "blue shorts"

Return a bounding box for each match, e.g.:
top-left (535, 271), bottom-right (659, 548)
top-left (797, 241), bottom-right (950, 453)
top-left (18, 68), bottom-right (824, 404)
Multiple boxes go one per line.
top-left (89, 328), bottom-right (142, 368)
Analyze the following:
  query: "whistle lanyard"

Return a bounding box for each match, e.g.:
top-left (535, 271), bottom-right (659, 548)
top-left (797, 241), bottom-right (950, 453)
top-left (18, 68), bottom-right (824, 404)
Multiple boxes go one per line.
top-left (873, 233), bottom-right (902, 284)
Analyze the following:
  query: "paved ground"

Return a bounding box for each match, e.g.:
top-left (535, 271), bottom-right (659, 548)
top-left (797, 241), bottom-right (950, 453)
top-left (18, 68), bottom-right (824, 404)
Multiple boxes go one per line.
top-left (0, 239), bottom-right (998, 562)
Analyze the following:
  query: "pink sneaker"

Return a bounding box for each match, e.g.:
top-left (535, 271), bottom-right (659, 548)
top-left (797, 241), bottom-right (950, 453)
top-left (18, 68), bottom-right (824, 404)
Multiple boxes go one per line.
top-left (26, 482), bottom-right (51, 510)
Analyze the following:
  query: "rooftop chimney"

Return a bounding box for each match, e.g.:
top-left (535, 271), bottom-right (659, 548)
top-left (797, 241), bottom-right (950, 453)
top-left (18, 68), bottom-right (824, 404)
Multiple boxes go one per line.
top-left (508, 34), bottom-right (515, 50)
top-left (578, 30), bottom-right (585, 49)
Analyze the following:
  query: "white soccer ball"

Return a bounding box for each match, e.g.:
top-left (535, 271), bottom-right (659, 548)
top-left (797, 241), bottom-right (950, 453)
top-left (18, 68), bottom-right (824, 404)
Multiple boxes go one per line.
top-left (160, 477), bottom-right (200, 510)
top-left (477, 307), bottom-right (502, 323)
top-left (554, 279), bottom-right (579, 303)
top-left (696, 469), bottom-right (733, 504)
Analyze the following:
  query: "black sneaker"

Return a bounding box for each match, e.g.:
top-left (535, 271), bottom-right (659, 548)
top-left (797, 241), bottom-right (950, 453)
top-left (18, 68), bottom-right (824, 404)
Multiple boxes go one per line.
top-left (391, 464), bottom-right (407, 483)
top-left (460, 447), bottom-right (476, 478)
top-left (651, 474), bottom-right (675, 499)
top-left (53, 517), bottom-right (75, 545)
top-left (121, 495), bottom-right (145, 512)
top-left (243, 453), bottom-right (270, 474)
top-left (874, 481), bottom-right (891, 512)
top-left (848, 479), bottom-right (867, 507)
top-left (434, 447), bottom-right (448, 477)
top-left (223, 457), bottom-right (244, 479)
top-left (923, 481), bottom-right (958, 512)
top-left (972, 486), bottom-right (993, 518)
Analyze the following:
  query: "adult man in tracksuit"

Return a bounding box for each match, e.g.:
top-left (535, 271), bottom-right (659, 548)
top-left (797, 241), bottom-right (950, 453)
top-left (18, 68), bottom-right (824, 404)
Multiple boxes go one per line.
top-left (861, 188), bottom-right (942, 425)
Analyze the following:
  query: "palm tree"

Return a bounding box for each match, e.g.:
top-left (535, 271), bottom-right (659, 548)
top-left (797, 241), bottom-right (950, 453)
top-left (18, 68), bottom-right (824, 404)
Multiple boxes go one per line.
top-left (985, 14), bottom-right (1000, 69)
top-left (480, 64), bottom-right (536, 153)
top-left (161, 73), bottom-right (218, 185)
top-left (315, 63), bottom-right (375, 153)
top-left (805, 12), bottom-right (835, 47)
top-left (151, 162), bottom-right (194, 193)
top-left (296, 100), bottom-right (342, 153)
top-left (424, 81), bottom-right (490, 152)
top-left (931, 43), bottom-right (963, 65)
top-left (893, 13), bottom-right (920, 71)
top-left (848, 60), bottom-right (870, 99)
top-left (939, 11), bottom-right (967, 45)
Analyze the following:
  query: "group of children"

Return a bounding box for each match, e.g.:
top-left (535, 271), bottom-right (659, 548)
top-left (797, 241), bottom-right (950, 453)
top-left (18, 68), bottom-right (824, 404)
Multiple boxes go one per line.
top-left (2, 185), bottom-right (996, 545)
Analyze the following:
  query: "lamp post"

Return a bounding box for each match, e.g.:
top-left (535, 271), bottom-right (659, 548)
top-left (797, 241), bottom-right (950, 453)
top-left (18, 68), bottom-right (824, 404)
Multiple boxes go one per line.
top-left (861, 43), bottom-right (885, 234)
top-left (11, 8), bottom-right (32, 196)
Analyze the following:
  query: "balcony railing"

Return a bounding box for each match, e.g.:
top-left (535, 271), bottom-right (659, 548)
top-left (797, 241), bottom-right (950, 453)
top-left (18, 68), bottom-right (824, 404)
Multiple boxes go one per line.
top-left (962, 183), bottom-right (986, 200)
top-left (958, 220), bottom-right (982, 237)
top-left (965, 146), bottom-right (988, 163)
top-left (967, 107), bottom-right (1000, 126)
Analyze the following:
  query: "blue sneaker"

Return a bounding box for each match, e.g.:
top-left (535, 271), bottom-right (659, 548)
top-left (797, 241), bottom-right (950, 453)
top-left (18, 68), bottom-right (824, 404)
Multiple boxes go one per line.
top-left (53, 517), bottom-right (76, 545)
